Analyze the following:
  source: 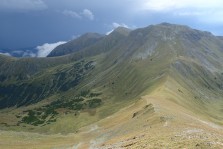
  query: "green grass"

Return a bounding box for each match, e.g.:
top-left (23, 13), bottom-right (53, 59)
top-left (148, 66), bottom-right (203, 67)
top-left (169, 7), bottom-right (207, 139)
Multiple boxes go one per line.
top-left (16, 90), bottom-right (102, 127)
top-left (1, 23), bottom-right (223, 134)
top-left (0, 60), bottom-right (95, 108)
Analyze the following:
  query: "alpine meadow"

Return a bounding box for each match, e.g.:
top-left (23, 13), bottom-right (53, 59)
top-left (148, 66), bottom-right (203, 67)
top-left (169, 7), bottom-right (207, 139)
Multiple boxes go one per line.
top-left (0, 22), bottom-right (223, 148)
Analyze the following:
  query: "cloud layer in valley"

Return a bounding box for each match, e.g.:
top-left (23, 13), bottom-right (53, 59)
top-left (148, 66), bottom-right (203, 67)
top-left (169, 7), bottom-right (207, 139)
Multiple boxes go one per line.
top-left (36, 41), bottom-right (66, 57)
top-left (0, 52), bottom-right (11, 56)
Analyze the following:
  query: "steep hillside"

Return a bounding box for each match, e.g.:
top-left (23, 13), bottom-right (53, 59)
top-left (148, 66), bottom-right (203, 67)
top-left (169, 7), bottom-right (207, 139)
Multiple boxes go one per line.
top-left (0, 27), bottom-right (132, 109)
top-left (48, 33), bottom-right (104, 57)
top-left (0, 23), bottom-right (223, 148)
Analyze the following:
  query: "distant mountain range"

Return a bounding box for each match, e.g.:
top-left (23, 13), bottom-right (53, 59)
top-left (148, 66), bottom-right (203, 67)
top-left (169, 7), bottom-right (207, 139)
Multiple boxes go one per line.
top-left (0, 41), bottom-right (66, 58)
top-left (47, 33), bottom-right (104, 57)
top-left (0, 47), bottom-right (37, 57)
top-left (1, 23), bottom-right (223, 148)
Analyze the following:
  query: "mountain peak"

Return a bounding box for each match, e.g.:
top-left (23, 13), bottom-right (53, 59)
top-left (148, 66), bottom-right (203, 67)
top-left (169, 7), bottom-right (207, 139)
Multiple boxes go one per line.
top-left (157, 22), bottom-right (188, 27)
top-left (156, 22), bottom-right (213, 35)
top-left (47, 33), bottom-right (104, 57)
top-left (133, 22), bottom-right (214, 41)
top-left (159, 22), bottom-right (174, 26)
top-left (111, 26), bottom-right (132, 36)
top-left (81, 32), bottom-right (104, 39)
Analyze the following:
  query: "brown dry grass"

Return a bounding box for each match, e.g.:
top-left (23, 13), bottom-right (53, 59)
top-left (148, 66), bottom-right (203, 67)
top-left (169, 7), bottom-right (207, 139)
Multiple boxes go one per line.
top-left (1, 78), bottom-right (223, 149)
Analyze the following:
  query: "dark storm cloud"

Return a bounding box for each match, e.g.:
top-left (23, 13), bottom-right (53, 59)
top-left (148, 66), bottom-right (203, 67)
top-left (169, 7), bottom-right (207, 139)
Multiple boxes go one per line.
top-left (0, 0), bottom-right (223, 50)
top-left (0, 0), bottom-right (47, 11)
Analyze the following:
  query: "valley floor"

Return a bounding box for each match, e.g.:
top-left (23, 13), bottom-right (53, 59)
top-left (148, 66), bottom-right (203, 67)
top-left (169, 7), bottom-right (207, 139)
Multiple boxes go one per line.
top-left (1, 84), bottom-right (223, 149)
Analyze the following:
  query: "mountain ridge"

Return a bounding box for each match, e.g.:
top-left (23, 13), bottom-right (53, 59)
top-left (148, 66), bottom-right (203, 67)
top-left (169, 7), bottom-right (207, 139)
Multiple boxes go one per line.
top-left (0, 23), bottom-right (223, 148)
top-left (47, 33), bottom-right (104, 57)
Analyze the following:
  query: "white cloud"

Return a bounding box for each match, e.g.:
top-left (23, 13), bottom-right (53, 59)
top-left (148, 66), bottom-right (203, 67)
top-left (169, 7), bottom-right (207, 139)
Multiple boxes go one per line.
top-left (106, 22), bottom-right (129, 35)
top-left (140, 0), bottom-right (223, 11)
top-left (22, 51), bottom-right (36, 57)
top-left (63, 9), bottom-right (94, 20)
top-left (82, 9), bottom-right (94, 20)
top-left (175, 11), bottom-right (205, 16)
top-left (63, 10), bottom-right (81, 19)
top-left (0, 52), bottom-right (11, 56)
top-left (136, 0), bottom-right (223, 24)
top-left (0, 0), bottom-right (47, 11)
top-left (36, 41), bottom-right (66, 57)
top-left (106, 30), bottom-right (113, 35)
top-left (112, 22), bottom-right (129, 28)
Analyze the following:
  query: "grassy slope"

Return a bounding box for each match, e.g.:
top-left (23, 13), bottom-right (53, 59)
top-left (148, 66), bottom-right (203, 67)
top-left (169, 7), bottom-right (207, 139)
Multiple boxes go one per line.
top-left (0, 55), bottom-right (223, 148)
top-left (1, 76), bottom-right (223, 149)
top-left (47, 33), bottom-right (104, 57)
top-left (0, 23), bottom-right (223, 148)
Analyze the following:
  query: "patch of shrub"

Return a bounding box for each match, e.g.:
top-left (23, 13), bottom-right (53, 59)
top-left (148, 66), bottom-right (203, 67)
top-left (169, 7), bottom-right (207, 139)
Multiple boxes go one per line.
top-left (20, 90), bottom-right (103, 126)
top-left (88, 98), bottom-right (102, 108)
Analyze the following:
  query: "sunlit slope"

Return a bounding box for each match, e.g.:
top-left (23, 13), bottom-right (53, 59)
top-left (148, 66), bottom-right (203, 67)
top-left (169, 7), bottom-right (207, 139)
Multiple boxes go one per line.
top-left (0, 27), bottom-right (130, 108)
top-left (1, 77), bottom-right (222, 149)
top-left (0, 23), bottom-right (223, 137)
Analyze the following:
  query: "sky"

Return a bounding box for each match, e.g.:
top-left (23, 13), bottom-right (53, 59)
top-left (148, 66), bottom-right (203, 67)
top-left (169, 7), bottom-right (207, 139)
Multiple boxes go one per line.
top-left (1, 0), bottom-right (223, 55)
